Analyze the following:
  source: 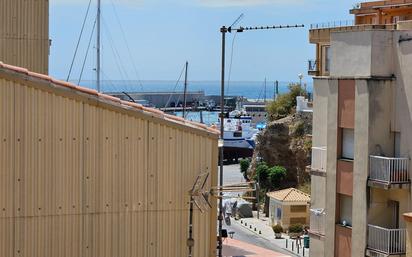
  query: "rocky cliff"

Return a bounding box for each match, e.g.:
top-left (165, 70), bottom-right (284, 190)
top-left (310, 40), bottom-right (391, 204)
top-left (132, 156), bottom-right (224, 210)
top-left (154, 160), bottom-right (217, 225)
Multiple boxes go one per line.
top-left (249, 112), bottom-right (313, 188)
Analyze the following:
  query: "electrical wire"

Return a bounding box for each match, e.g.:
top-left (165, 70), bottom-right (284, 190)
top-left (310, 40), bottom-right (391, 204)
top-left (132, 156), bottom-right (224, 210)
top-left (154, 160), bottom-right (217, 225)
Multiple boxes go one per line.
top-left (67, 0), bottom-right (93, 82)
top-left (226, 31), bottom-right (238, 96)
top-left (110, 0), bottom-right (144, 90)
top-left (78, 17), bottom-right (97, 85)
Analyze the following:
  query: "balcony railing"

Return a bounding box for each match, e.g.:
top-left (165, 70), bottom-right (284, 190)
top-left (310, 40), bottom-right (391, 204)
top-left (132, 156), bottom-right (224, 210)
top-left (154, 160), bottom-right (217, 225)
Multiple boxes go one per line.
top-left (310, 209), bottom-right (325, 235)
top-left (308, 59), bottom-right (318, 73)
top-left (367, 225), bottom-right (406, 255)
top-left (369, 155), bottom-right (410, 184)
top-left (311, 147), bottom-right (327, 172)
top-left (310, 20), bottom-right (355, 30)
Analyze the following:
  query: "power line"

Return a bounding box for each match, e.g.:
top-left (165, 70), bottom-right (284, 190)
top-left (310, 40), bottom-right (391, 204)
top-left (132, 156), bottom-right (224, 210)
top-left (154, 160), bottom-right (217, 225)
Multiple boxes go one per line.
top-left (67, 0), bottom-right (93, 82)
top-left (226, 31), bottom-right (238, 96)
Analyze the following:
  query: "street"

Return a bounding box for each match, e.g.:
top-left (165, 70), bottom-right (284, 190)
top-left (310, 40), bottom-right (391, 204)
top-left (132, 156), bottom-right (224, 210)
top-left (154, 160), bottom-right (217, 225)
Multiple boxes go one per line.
top-left (220, 164), bottom-right (293, 256)
top-left (223, 219), bottom-right (292, 256)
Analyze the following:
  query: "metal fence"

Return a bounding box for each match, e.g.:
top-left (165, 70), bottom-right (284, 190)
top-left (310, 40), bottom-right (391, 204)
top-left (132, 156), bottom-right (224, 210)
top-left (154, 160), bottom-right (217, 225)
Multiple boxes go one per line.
top-left (311, 147), bottom-right (327, 172)
top-left (369, 155), bottom-right (410, 183)
top-left (367, 225), bottom-right (406, 255)
top-left (310, 209), bottom-right (325, 235)
top-left (310, 20), bottom-right (355, 30)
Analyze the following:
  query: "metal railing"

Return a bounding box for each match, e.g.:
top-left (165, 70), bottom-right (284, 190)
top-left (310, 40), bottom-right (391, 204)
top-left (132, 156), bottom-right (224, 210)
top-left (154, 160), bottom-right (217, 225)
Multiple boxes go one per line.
top-left (369, 155), bottom-right (410, 184)
top-left (310, 20), bottom-right (355, 30)
top-left (308, 60), bottom-right (318, 72)
top-left (367, 225), bottom-right (406, 255)
top-left (310, 209), bottom-right (325, 235)
top-left (311, 147), bottom-right (327, 172)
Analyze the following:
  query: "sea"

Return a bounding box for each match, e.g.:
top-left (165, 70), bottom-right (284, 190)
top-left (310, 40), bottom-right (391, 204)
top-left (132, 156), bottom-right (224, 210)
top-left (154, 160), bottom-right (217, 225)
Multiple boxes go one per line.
top-left (79, 80), bottom-right (313, 125)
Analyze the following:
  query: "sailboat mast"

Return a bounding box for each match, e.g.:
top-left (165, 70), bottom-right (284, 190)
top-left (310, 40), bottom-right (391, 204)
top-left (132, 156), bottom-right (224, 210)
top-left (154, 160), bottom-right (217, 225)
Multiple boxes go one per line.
top-left (264, 77), bottom-right (267, 104)
top-left (96, 0), bottom-right (101, 92)
top-left (182, 61), bottom-right (188, 118)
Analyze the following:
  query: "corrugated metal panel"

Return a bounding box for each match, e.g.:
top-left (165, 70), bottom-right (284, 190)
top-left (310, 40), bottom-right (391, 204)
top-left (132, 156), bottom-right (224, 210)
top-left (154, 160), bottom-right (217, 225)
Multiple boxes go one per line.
top-left (0, 0), bottom-right (49, 74)
top-left (0, 77), bottom-right (217, 257)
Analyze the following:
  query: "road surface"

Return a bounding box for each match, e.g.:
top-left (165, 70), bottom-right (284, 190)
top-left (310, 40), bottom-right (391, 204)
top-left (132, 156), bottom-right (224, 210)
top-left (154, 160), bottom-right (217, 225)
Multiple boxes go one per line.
top-left (223, 219), bottom-right (292, 256)
top-left (219, 164), bottom-right (292, 256)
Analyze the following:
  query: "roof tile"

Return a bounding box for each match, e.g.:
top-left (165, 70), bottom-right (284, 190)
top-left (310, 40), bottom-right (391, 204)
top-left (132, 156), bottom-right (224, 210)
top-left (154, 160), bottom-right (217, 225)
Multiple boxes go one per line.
top-left (0, 62), bottom-right (219, 136)
top-left (267, 188), bottom-right (310, 203)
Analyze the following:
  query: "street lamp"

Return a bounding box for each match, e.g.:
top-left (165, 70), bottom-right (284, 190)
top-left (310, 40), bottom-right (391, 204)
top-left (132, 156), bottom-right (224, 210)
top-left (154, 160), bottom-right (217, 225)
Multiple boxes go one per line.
top-left (217, 22), bottom-right (304, 257)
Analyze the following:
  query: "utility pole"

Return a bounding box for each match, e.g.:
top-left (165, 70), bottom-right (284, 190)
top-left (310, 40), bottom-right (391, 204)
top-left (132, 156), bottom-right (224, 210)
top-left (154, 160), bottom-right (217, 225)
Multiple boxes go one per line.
top-left (183, 61), bottom-right (189, 118)
top-left (218, 21), bottom-right (304, 257)
top-left (96, 0), bottom-right (101, 92)
top-left (218, 25), bottom-right (226, 257)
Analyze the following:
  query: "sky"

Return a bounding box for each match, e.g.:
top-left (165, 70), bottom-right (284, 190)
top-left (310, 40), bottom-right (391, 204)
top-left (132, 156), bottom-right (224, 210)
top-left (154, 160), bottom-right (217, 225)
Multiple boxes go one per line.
top-left (49, 0), bottom-right (355, 83)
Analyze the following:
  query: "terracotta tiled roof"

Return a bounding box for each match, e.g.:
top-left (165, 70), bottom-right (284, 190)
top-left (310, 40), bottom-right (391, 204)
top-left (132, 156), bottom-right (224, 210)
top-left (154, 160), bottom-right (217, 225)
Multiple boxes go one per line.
top-left (266, 188), bottom-right (310, 203)
top-left (0, 62), bottom-right (220, 136)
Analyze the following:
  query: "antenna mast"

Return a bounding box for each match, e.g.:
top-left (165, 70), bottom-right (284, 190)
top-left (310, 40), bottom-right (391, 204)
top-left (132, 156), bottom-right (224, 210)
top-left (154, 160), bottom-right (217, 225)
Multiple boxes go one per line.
top-left (96, 0), bottom-right (101, 92)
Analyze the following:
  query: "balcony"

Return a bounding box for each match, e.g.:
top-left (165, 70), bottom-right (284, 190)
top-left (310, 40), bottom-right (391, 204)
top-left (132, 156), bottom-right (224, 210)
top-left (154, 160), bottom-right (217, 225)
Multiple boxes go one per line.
top-left (368, 155), bottom-right (410, 189)
top-left (309, 147), bottom-right (327, 176)
top-left (309, 209), bottom-right (325, 236)
top-left (367, 225), bottom-right (406, 256)
top-left (308, 59), bottom-right (319, 76)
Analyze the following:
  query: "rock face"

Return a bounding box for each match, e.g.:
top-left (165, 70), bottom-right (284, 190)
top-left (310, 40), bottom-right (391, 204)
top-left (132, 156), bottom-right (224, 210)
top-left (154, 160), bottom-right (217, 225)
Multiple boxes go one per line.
top-left (250, 112), bottom-right (313, 188)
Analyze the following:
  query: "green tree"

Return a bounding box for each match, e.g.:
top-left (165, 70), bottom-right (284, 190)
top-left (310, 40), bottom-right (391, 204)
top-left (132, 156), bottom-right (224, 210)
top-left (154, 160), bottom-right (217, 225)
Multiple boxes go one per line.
top-left (267, 83), bottom-right (306, 121)
top-left (254, 162), bottom-right (269, 187)
top-left (239, 159), bottom-right (250, 180)
top-left (268, 166), bottom-right (287, 189)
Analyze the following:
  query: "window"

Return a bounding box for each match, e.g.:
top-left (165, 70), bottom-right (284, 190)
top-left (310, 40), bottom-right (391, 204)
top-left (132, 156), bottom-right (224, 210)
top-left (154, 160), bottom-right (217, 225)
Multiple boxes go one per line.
top-left (290, 205), bottom-right (307, 213)
top-left (342, 128), bottom-right (354, 160)
top-left (233, 132), bottom-right (242, 138)
top-left (290, 217), bottom-right (306, 225)
top-left (338, 195), bottom-right (352, 226)
top-left (276, 208), bottom-right (282, 219)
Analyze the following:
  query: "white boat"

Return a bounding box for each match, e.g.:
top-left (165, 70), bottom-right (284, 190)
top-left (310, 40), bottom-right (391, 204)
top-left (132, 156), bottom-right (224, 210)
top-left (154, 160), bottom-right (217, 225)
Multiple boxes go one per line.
top-left (217, 110), bottom-right (259, 160)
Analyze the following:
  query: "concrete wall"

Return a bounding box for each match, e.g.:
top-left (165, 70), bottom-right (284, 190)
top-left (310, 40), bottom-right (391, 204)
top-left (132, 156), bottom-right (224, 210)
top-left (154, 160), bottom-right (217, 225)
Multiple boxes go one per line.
top-left (311, 79), bottom-right (329, 211)
top-left (330, 30), bottom-right (394, 78)
top-left (269, 199), bottom-right (309, 229)
top-left (325, 79), bottom-right (339, 257)
top-left (309, 236), bottom-right (325, 257)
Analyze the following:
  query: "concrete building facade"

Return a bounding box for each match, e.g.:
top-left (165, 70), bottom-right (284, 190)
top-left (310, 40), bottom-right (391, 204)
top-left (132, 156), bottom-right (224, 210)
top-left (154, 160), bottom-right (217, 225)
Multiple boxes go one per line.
top-left (308, 1), bottom-right (412, 257)
top-left (267, 188), bottom-right (310, 230)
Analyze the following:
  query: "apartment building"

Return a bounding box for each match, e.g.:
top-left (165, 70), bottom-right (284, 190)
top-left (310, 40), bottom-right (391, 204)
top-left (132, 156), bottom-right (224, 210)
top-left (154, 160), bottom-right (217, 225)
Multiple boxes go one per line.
top-left (308, 1), bottom-right (412, 257)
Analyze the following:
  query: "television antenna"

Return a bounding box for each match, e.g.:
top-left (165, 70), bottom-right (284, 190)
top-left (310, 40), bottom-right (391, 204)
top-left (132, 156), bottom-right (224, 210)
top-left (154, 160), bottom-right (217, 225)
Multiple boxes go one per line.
top-left (187, 172), bottom-right (255, 257)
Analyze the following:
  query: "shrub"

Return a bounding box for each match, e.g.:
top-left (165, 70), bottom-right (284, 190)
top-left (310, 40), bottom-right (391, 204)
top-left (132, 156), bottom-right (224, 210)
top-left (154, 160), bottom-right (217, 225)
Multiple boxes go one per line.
top-left (288, 223), bottom-right (304, 234)
top-left (240, 159), bottom-right (250, 175)
top-left (272, 224), bottom-right (283, 234)
top-left (267, 84), bottom-right (306, 121)
top-left (268, 166), bottom-right (287, 187)
top-left (254, 162), bottom-right (269, 183)
top-left (291, 121), bottom-right (305, 137)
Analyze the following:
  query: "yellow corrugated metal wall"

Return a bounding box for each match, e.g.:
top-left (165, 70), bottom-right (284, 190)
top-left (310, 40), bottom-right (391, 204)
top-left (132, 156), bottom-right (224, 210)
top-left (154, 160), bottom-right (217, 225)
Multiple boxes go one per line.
top-left (0, 0), bottom-right (49, 74)
top-left (0, 77), bottom-right (218, 257)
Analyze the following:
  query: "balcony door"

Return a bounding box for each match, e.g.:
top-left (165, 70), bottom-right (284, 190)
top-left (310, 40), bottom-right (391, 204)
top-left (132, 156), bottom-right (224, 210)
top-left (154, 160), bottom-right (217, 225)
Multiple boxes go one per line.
top-left (388, 200), bottom-right (399, 229)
